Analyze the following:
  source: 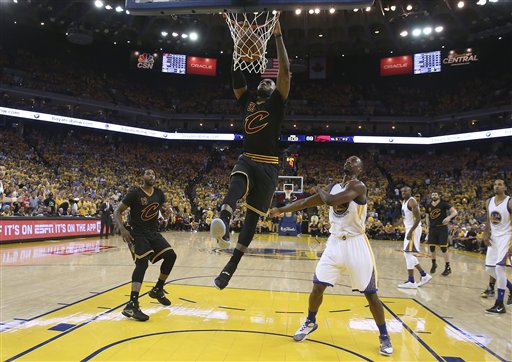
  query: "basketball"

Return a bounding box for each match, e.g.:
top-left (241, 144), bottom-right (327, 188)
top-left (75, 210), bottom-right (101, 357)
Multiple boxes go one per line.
top-left (236, 33), bottom-right (263, 62)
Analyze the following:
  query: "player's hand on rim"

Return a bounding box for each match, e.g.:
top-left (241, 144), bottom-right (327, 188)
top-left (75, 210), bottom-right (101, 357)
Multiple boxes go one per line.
top-left (273, 18), bottom-right (282, 37)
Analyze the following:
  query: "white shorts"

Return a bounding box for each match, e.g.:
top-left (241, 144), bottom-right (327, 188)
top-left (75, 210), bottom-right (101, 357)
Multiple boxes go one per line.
top-left (403, 225), bottom-right (422, 252)
top-left (485, 234), bottom-right (512, 267)
top-left (314, 234), bottom-right (378, 293)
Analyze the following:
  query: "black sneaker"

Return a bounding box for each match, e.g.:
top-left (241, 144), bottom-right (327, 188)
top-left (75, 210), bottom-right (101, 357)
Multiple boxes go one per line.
top-left (214, 262), bottom-right (237, 290)
top-left (441, 266), bottom-right (451, 276)
top-left (507, 293), bottom-right (512, 305)
top-left (211, 218), bottom-right (231, 248)
top-left (122, 301), bottom-right (149, 321)
top-left (149, 287), bottom-right (171, 306)
top-left (430, 263), bottom-right (437, 274)
top-left (480, 288), bottom-right (495, 298)
top-left (485, 302), bottom-right (506, 315)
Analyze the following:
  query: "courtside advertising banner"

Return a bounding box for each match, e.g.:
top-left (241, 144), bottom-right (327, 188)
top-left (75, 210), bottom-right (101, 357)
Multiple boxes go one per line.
top-left (186, 56), bottom-right (217, 76)
top-left (0, 218), bottom-right (101, 242)
top-left (380, 55), bottom-right (413, 76)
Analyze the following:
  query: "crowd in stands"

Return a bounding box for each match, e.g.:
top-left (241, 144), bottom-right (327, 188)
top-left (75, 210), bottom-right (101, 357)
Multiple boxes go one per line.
top-left (3, 122), bottom-right (510, 256)
top-left (1, 49), bottom-right (511, 129)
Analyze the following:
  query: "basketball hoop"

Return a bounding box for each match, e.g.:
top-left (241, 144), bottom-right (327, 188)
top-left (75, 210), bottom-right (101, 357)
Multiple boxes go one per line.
top-left (223, 11), bottom-right (280, 74)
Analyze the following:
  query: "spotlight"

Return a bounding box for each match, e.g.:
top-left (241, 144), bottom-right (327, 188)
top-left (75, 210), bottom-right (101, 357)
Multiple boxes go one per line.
top-left (172, 32), bottom-right (178, 37)
top-left (308, 9), bottom-right (314, 14)
top-left (105, 4), bottom-right (113, 10)
top-left (295, 8), bottom-right (302, 15)
top-left (435, 26), bottom-right (443, 33)
top-left (94, 0), bottom-right (103, 8)
top-left (189, 32), bottom-right (198, 41)
top-left (181, 33), bottom-right (188, 38)
top-left (400, 30), bottom-right (408, 37)
top-left (390, 5), bottom-right (396, 11)
top-left (314, 8), bottom-right (320, 14)
top-left (412, 28), bottom-right (421, 37)
top-left (457, 1), bottom-right (464, 8)
top-left (115, 6), bottom-right (123, 12)
top-left (353, 8), bottom-right (359, 12)
top-left (161, 31), bottom-right (168, 37)
top-left (365, 6), bottom-right (371, 11)
top-left (423, 27), bottom-right (432, 35)
top-left (476, 0), bottom-right (487, 5)
top-left (406, 4), bottom-right (413, 11)
top-left (329, 8), bottom-right (335, 14)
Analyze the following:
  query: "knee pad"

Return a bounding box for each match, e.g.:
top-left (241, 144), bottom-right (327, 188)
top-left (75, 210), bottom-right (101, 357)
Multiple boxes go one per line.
top-left (132, 257), bottom-right (149, 283)
top-left (429, 245), bottom-right (436, 253)
top-left (440, 247), bottom-right (448, 253)
top-left (160, 250), bottom-right (177, 275)
top-left (404, 252), bottom-right (419, 269)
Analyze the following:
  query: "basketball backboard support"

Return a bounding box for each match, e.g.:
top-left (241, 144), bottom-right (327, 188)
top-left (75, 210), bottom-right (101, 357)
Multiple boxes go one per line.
top-left (276, 176), bottom-right (303, 194)
top-left (126, 0), bottom-right (374, 15)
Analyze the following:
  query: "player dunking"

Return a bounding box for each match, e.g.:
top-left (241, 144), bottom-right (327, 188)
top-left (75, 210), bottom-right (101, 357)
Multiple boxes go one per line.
top-left (269, 156), bottom-right (393, 356)
top-left (210, 20), bottom-right (290, 290)
top-left (114, 169), bottom-right (177, 321)
top-left (398, 186), bottom-right (432, 288)
top-left (483, 179), bottom-right (512, 314)
top-left (425, 192), bottom-right (458, 276)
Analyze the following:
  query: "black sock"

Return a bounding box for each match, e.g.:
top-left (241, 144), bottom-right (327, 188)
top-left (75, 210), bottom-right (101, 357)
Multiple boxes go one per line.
top-left (432, 259), bottom-right (436, 265)
top-left (130, 291), bottom-right (139, 303)
top-left (220, 209), bottom-right (232, 226)
top-left (489, 282), bottom-right (495, 290)
top-left (445, 262), bottom-right (450, 267)
top-left (155, 279), bottom-right (165, 289)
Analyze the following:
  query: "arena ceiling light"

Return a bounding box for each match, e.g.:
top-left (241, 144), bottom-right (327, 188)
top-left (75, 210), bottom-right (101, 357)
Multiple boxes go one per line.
top-left (314, 8), bottom-right (320, 14)
top-left (423, 27), bottom-right (432, 35)
top-left (181, 33), bottom-right (188, 38)
top-left (365, 6), bottom-right (371, 11)
top-left (457, 1), bottom-right (464, 8)
top-left (189, 32), bottom-right (198, 41)
top-left (412, 28), bottom-right (421, 36)
top-left (406, 4), bottom-right (413, 10)
top-left (105, 4), bottom-right (112, 10)
top-left (295, 8), bottom-right (302, 15)
top-left (400, 30), bottom-right (408, 37)
top-left (329, 8), bottom-right (335, 13)
top-left (94, 0), bottom-right (103, 8)
top-left (308, 9), bottom-right (314, 14)
top-left (161, 31), bottom-right (168, 37)
top-left (115, 6), bottom-right (123, 12)
top-left (172, 32), bottom-right (178, 37)
top-left (390, 5), bottom-right (396, 11)
top-left (435, 26), bottom-right (444, 33)
top-left (476, 0), bottom-right (487, 4)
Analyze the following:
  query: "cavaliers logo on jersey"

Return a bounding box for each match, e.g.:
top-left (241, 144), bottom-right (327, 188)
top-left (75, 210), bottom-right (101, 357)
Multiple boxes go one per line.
top-left (140, 197), bottom-right (148, 206)
top-left (333, 203), bottom-right (350, 217)
top-left (141, 202), bottom-right (159, 221)
top-left (429, 208), bottom-right (441, 220)
top-left (247, 102), bottom-right (256, 113)
top-left (244, 111), bottom-right (270, 134)
top-left (490, 211), bottom-right (502, 225)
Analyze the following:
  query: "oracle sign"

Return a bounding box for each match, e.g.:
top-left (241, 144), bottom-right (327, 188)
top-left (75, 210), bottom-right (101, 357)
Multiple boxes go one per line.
top-left (0, 218), bottom-right (101, 243)
top-left (380, 55), bottom-right (413, 76)
top-left (187, 56), bottom-right (217, 76)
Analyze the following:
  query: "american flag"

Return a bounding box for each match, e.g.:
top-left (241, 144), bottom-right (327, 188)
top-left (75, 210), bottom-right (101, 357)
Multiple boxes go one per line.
top-left (261, 58), bottom-right (279, 78)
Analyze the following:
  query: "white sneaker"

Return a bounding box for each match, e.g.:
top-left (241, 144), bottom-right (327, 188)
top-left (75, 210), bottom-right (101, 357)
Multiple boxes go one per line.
top-left (210, 218), bottom-right (230, 248)
top-left (293, 319), bottom-right (318, 342)
top-left (418, 274), bottom-right (432, 287)
top-left (398, 281), bottom-right (418, 289)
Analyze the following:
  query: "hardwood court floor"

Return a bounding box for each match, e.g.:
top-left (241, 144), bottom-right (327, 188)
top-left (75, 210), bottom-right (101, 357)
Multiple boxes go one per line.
top-left (1, 232), bottom-right (511, 361)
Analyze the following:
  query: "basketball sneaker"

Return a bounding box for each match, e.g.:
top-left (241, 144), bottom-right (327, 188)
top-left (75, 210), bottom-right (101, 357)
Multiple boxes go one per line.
top-left (398, 280), bottom-right (418, 289)
top-left (418, 274), bottom-right (433, 287)
top-left (507, 293), bottom-right (512, 305)
top-left (211, 218), bottom-right (231, 248)
top-left (480, 287), bottom-right (495, 298)
top-left (379, 335), bottom-right (393, 356)
top-left (430, 263), bottom-right (437, 274)
top-left (149, 287), bottom-right (171, 306)
top-left (293, 319), bottom-right (318, 342)
top-left (214, 261), bottom-right (237, 290)
top-left (441, 265), bottom-right (452, 276)
top-left (122, 301), bottom-right (149, 321)
top-left (485, 302), bottom-right (506, 315)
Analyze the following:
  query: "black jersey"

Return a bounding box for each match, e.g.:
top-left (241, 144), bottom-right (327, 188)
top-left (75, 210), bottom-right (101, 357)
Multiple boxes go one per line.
top-left (426, 201), bottom-right (452, 228)
top-left (122, 187), bottom-right (165, 232)
top-left (238, 90), bottom-right (285, 162)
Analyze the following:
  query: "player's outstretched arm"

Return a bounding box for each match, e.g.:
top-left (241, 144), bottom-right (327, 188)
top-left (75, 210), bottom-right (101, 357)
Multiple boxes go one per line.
top-left (273, 20), bottom-right (290, 101)
top-left (269, 194), bottom-right (323, 216)
top-left (314, 181), bottom-right (365, 207)
top-left (114, 203), bottom-right (133, 243)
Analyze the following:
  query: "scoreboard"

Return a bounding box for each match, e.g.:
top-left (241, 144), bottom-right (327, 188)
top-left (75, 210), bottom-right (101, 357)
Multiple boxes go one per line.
top-left (162, 53), bottom-right (186, 74)
top-left (414, 51), bottom-right (441, 74)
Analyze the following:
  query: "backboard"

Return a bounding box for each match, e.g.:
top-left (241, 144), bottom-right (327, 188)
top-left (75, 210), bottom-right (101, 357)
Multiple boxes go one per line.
top-left (126, 0), bottom-right (375, 15)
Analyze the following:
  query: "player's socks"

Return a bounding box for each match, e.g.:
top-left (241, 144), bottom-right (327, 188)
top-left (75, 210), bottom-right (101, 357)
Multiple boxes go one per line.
top-left (497, 288), bottom-right (505, 303)
top-left (377, 323), bottom-right (388, 336)
top-left (307, 310), bottom-right (317, 323)
top-left (155, 279), bottom-right (165, 289)
top-left (419, 270), bottom-right (427, 277)
top-left (407, 276), bottom-right (415, 283)
top-left (130, 291), bottom-right (139, 303)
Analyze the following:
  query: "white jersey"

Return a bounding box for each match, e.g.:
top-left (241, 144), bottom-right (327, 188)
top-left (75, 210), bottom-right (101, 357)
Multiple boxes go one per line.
top-left (402, 197), bottom-right (421, 231)
top-left (328, 183), bottom-right (367, 237)
top-left (488, 196), bottom-right (511, 238)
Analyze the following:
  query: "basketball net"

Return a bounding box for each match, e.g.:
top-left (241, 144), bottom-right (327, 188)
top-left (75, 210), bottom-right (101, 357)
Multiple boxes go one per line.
top-left (284, 189), bottom-right (292, 201)
top-left (224, 11), bottom-right (280, 74)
